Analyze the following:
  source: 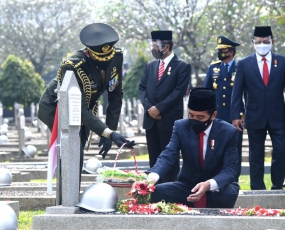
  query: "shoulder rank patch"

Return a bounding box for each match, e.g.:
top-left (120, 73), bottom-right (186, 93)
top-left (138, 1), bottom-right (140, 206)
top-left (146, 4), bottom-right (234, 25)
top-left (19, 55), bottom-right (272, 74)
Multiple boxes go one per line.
top-left (115, 48), bottom-right (122, 54)
top-left (210, 60), bottom-right (222, 65)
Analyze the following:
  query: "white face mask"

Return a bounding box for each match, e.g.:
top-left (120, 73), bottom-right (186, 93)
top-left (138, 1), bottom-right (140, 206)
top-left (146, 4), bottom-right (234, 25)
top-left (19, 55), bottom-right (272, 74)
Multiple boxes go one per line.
top-left (254, 43), bottom-right (272, 56)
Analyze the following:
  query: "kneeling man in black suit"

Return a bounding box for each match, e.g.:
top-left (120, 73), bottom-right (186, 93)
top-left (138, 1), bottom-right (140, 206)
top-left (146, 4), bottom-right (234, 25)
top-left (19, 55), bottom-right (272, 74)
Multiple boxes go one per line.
top-left (145, 88), bottom-right (239, 208)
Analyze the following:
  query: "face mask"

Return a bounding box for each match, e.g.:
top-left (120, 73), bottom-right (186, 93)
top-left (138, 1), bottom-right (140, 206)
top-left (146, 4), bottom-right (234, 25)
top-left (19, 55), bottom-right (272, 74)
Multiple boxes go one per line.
top-left (189, 115), bottom-right (213, 134)
top-left (151, 46), bottom-right (166, 59)
top-left (254, 43), bottom-right (272, 56)
top-left (218, 50), bottom-right (229, 61)
top-left (93, 60), bottom-right (112, 71)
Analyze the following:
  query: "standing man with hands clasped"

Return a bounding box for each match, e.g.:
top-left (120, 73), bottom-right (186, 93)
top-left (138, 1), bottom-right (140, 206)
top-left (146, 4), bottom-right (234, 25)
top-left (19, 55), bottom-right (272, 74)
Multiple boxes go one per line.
top-left (204, 35), bottom-right (245, 179)
top-left (140, 88), bottom-right (239, 208)
top-left (139, 30), bottom-right (191, 183)
top-left (231, 26), bottom-right (285, 190)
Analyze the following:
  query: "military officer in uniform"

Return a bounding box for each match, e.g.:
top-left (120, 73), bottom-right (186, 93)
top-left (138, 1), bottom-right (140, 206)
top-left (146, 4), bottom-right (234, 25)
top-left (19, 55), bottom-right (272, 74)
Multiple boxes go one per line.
top-left (38, 23), bottom-right (135, 177)
top-left (204, 36), bottom-right (245, 178)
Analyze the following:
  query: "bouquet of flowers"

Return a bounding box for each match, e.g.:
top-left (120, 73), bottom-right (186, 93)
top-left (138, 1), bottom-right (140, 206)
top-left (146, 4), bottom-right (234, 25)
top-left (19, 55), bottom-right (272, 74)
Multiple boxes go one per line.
top-left (127, 181), bottom-right (156, 204)
top-left (116, 181), bottom-right (201, 215)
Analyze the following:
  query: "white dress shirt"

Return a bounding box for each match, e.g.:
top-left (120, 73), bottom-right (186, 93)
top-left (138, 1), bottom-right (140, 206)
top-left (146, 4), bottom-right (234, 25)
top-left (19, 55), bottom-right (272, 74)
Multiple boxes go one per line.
top-left (256, 51), bottom-right (272, 78)
top-left (160, 52), bottom-right (174, 70)
top-left (148, 121), bottom-right (220, 191)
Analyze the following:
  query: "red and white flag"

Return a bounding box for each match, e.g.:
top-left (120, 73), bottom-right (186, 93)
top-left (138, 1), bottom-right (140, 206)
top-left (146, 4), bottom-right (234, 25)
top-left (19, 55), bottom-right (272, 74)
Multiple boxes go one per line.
top-left (47, 105), bottom-right (58, 195)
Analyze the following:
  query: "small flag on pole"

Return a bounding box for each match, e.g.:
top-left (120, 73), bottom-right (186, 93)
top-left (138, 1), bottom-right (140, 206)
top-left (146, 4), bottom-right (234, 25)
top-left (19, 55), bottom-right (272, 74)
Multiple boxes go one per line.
top-left (47, 105), bottom-right (58, 195)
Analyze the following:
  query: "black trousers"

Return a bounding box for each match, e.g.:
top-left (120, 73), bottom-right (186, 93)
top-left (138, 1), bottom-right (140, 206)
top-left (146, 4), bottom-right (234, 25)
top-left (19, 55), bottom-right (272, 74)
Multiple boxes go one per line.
top-left (150, 181), bottom-right (239, 208)
top-left (146, 122), bottom-right (180, 183)
top-left (247, 123), bottom-right (285, 190)
top-left (236, 129), bottom-right (243, 179)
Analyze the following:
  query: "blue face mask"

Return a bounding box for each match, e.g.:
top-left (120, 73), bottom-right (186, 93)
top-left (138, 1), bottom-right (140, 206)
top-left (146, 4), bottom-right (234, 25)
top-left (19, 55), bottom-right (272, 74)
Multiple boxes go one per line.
top-left (189, 115), bottom-right (212, 134)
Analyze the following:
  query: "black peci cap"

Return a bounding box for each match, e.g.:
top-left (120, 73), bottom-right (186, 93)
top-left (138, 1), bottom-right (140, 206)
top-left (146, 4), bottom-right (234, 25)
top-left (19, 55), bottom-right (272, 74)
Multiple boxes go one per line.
top-left (253, 26), bottom-right (273, 38)
top-left (151, 30), bottom-right (172, 40)
top-left (188, 88), bottom-right (216, 111)
top-left (216, 36), bottom-right (240, 49)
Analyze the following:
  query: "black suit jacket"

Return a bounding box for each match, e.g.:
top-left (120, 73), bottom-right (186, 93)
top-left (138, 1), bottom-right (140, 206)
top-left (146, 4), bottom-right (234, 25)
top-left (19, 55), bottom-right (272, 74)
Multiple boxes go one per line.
top-left (149, 119), bottom-right (239, 191)
top-left (231, 53), bottom-right (285, 129)
top-left (139, 55), bottom-right (191, 131)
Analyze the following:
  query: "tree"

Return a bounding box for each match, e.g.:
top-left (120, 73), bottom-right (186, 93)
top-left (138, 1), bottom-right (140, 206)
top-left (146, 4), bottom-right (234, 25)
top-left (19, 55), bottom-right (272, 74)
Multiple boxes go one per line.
top-left (0, 54), bottom-right (45, 108)
top-left (123, 50), bottom-right (148, 100)
top-left (0, 0), bottom-right (92, 76)
top-left (91, 0), bottom-right (285, 86)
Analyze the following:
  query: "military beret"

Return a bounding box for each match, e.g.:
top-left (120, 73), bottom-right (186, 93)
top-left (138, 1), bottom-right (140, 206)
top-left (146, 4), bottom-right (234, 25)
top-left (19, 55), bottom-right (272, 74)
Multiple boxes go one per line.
top-left (188, 88), bottom-right (216, 111)
top-left (253, 26), bottom-right (273, 38)
top-left (151, 30), bottom-right (172, 40)
top-left (216, 36), bottom-right (240, 49)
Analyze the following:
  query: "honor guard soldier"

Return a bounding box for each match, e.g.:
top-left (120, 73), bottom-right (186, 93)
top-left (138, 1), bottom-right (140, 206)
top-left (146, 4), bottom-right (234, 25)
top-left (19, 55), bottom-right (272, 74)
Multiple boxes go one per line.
top-left (204, 35), bottom-right (245, 179)
top-left (38, 23), bottom-right (135, 179)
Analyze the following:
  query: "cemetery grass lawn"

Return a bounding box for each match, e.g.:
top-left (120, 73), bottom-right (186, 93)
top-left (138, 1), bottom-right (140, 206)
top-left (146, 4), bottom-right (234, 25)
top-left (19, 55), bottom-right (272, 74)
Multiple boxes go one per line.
top-left (239, 174), bottom-right (271, 190)
top-left (128, 153), bottom-right (149, 160)
top-left (30, 178), bottom-right (56, 183)
top-left (19, 210), bottom-right (45, 230)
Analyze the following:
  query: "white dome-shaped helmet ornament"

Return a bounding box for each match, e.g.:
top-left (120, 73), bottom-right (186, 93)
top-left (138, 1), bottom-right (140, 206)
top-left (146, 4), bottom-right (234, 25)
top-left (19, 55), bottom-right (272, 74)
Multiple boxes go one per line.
top-left (2, 123), bottom-right (8, 129)
top-left (76, 183), bottom-right (118, 212)
top-left (84, 158), bottom-right (102, 174)
top-left (124, 128), bottom-right (135, 138)
top-left (0, 135), bottom-right (9, 144)
top-left (22, 145), bottom-right (37, 158)
top-left (3, 118), bottom-right (9, 125)
top-left (130, 119), bottom-right (138, 127)
top-left (0, 125), bottom-right (8, 135)
top-left (24, 130), bottom-right (33, 141)
top-left (0, 204), bottom-right (18, 230)
top-left (0, 167), bottom-right (12, 186)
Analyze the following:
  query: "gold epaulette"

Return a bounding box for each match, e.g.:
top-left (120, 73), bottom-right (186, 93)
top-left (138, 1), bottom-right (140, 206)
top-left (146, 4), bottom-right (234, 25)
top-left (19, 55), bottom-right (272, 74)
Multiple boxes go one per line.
top-left (57, 58), bottom-right (86, 85)
top-left (210, 60), bottom-right (222, 65)
top-left (115, 48), bottom-right (122, 54)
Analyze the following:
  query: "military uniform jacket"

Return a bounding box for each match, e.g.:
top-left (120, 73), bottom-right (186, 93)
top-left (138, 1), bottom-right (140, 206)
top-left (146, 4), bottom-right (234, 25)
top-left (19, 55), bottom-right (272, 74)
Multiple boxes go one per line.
top-left (38, 48), bottom-right (123, 137)
top-left (231, 53), bottom-right (285, 129)
top-left (204, 60), bottom-right (245, 123)
top-left (139, 55), bottom-right (191, 132)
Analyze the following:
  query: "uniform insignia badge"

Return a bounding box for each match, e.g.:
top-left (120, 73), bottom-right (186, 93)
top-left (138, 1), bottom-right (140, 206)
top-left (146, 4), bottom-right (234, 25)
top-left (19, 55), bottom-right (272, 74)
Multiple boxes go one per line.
top-left (102, 45), bottom-right (110, 53)
top-left (274, 59), bottom-right (277, 67)
top-left (213, 67), bottom-right (220, 73)
top-left (90, 80), bottom-right (98, 93)
top-left (218, 37), bottom-right (222, 44)
top-left (231, 72), bottom-right (236, 82)
top-left (167, 67), bottom-right (171, 75)
top-left (211, 139), bottom-right (215, 150)
top-left (213, 80), bottom-right (218, 89)
top-left (109, 74), bottom-right (119, 92)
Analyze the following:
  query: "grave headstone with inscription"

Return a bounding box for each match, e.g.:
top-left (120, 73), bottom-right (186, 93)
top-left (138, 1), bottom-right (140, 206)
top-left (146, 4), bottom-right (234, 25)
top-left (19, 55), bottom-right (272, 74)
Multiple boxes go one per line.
top-left (46, 70), bottom-right (81, 214)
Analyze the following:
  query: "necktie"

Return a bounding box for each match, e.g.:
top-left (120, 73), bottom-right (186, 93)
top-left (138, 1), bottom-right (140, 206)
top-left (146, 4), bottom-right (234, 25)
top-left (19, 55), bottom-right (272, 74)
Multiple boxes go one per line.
top-left (262, 57), bottom-right (269, 86)
top-left (194, 132), bottom-right (207, 208)
top-left (158, 60), bottom-right (165, 81)
top-left (199, 132), bottom-right (205, 169)
top-left (225, 64), bottom-right (229, 73)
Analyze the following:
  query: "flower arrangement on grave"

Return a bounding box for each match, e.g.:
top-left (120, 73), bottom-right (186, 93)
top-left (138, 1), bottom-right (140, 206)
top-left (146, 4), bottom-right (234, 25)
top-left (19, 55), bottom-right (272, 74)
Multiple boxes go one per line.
top-left (96, 167), bottom-right (147, 184)
top-left (127, 181), bottom-right (155, 204)
top-left (116, 181), bottom-right (201, 215)
top-left (221, 205), bottom-right (285, 216)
